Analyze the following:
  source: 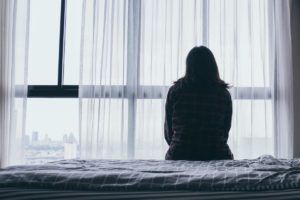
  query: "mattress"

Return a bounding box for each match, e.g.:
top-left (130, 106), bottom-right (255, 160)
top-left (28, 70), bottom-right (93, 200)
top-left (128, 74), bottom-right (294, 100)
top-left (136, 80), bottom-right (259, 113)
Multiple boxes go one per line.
top-left (0, 156), bottom-right (300, 200)
top-left (1, 155), bottom-right (300, 192)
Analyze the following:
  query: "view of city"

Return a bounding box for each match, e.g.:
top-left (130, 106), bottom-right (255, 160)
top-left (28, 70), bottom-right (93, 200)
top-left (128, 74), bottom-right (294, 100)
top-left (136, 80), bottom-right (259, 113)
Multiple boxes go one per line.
top-left (24, 131), bottom-right (78, 164)
top-left (25, 98), bottom-right (79, 165)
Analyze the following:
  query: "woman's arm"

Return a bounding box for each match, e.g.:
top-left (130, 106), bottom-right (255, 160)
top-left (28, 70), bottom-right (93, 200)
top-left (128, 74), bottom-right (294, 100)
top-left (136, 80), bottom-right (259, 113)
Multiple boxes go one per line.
top-left (164, 89), bottom-right (174, 145)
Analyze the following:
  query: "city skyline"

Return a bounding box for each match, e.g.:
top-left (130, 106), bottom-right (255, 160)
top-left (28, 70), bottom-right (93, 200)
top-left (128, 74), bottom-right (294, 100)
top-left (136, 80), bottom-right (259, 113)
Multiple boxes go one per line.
top-left (25, 131), bottom-right (77, 143)
top-left (24, 131), bottom-right (78, 165)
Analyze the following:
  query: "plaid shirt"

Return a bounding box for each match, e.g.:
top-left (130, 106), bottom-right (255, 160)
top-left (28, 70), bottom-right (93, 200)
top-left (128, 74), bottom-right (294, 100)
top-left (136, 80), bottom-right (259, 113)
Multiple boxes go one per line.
top-left (164, 80), bottom-right (233, 161)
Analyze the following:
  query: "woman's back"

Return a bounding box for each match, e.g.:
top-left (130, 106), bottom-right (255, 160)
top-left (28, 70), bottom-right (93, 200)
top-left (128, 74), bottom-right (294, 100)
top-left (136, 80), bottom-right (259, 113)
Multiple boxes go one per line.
top-left (164, 46), bottom-right (233, 161)
top-left (164, 80), bottom-right (233, 161)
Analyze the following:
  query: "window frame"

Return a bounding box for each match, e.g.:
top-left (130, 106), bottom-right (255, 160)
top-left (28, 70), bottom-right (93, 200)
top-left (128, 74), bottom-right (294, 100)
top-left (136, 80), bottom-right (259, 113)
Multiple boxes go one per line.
top-left (26, 0), bottom-right (77, 98)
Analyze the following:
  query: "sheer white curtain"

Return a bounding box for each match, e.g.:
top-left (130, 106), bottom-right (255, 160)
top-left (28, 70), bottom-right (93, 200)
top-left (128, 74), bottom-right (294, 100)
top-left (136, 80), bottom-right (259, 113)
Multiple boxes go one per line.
top-left (79, 0), bottom-right (293, 160)
top-left (79, 0), bottom-right (129, 159)
top-left (208, 0), bottom-right (274, 159)
top-left (0, 0), bottom-right (30, 167)
top-left (269, 0), bottom-right (294, 158)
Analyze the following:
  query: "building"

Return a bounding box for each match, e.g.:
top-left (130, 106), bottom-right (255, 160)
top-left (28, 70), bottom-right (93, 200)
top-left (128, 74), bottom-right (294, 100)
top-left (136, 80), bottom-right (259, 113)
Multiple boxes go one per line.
top-left (63, 132), bottom-right (77, 159)
top-left (23, 134), bottom-right (30, 146)
top-left (32, 131), bottom-right (39, 143)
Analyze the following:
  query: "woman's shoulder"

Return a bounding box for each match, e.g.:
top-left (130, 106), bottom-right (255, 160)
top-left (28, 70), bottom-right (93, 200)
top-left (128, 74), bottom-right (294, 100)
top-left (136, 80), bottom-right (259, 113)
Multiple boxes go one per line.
top-left (220, 87), bottom-right (231, 96)
top-left (168, 81), bottom-right (183, 97)
top-left (170, 78), bottom-right (186, 90)
top-left (217, 87), bottom-right (232, 102)
top-left (167, 79), bottom-right (187, 100)
top-left (170, 78), bottom-right (232, 98)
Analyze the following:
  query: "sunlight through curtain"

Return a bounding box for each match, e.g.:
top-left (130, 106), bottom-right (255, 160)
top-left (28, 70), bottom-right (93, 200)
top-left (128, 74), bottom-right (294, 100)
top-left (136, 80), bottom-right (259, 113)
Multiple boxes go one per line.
top-left (79, 0), bottom-right (293, 160)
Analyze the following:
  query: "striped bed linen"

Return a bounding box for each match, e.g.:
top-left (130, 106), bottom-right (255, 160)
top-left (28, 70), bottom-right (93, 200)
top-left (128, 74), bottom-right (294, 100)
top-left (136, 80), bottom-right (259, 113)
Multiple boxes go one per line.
top-left (1, 155), bottom-right (300, 193)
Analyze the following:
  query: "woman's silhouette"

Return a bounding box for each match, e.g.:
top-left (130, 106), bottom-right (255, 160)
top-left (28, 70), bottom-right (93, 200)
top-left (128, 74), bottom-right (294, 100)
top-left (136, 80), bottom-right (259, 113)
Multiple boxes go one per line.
top-left (164, 46), bottom-right (234, 161)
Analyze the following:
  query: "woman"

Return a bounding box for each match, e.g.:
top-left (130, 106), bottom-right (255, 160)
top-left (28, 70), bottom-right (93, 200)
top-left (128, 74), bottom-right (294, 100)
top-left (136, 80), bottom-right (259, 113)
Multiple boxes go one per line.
top-left (164, 46), bottom-right (234, 161)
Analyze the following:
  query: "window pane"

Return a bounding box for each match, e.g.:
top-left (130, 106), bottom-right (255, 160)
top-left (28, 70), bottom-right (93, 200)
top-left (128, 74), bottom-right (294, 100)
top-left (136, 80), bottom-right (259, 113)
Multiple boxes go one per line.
top-left (229, 100), bottom-right (274, 159)
top-left (72, 0), bottom-right (128, 85)
top-left (135, 99), bottom-right (168, 159)
top-left (208, 0), bottom-right (270, 87)
top-left (28, 0), bottom-right (61, 85)
top-left (64, 0), bottom-right (83, 85)
top-left (139, 0), bottom-right (202, 86)
top-left (79, 99), bottom-right (128, 159)
top-left (135, 99), bottom-right (273, 160)
top-left (25, 99), bottom-right (79, 164)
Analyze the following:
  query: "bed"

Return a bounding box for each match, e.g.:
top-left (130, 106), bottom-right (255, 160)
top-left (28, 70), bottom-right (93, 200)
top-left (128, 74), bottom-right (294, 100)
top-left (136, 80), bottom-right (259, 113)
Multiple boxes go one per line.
top-left (1, 155), bottom-right (300, 199)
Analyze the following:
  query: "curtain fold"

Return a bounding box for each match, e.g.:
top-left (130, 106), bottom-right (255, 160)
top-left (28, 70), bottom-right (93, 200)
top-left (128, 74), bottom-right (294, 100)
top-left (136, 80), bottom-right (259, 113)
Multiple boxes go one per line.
top-left (0, 0), bottom-right (30, 167)
top-left (269, 0), bottom-right (294, 158)
top-left (79, 0), bottom-right (293, 160)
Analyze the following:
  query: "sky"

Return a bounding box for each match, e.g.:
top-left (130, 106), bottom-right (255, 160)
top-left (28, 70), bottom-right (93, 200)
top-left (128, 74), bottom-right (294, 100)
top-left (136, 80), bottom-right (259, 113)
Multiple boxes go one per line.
top-left (26, 99), bottom-right (79, 141)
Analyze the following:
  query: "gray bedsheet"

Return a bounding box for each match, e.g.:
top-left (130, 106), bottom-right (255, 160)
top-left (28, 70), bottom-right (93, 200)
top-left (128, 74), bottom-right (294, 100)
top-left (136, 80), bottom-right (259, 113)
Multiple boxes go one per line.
top-left (1, 155), bottom-right (300, 191)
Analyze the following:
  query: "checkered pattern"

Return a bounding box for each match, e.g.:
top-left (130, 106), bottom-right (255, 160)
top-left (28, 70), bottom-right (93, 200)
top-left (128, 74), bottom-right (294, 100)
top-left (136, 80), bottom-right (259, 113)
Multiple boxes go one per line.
top-left (165, 81), bottom-right (233, 160)
top-left (1, 155), bottom-right (300, 192)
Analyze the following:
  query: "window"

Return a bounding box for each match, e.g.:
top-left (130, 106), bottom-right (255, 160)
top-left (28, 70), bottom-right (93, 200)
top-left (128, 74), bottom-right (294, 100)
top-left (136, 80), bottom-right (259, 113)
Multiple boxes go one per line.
top-left (20, 0), bottom-right (273, 164)
top-left (25, 99), bottom-right (78, 164)
top-left (23, 0), bottom-right (79, 164)
top-left (27, 0), bottom-right (61, 85)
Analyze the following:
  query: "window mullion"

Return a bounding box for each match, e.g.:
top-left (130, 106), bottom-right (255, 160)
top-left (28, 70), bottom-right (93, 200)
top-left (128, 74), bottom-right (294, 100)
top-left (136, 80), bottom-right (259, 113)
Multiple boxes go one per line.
top-left (57, 0), bottom-right (66, 86)
top-left (126, 0), bottom-right (141, 159)
top-left (202, 0), bottom-right (209, 46)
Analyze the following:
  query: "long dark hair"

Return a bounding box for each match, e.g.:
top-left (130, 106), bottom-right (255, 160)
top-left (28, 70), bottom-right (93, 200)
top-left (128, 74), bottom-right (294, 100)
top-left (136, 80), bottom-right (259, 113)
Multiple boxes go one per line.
top-left (176, 46), bottom-right (229, 88)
